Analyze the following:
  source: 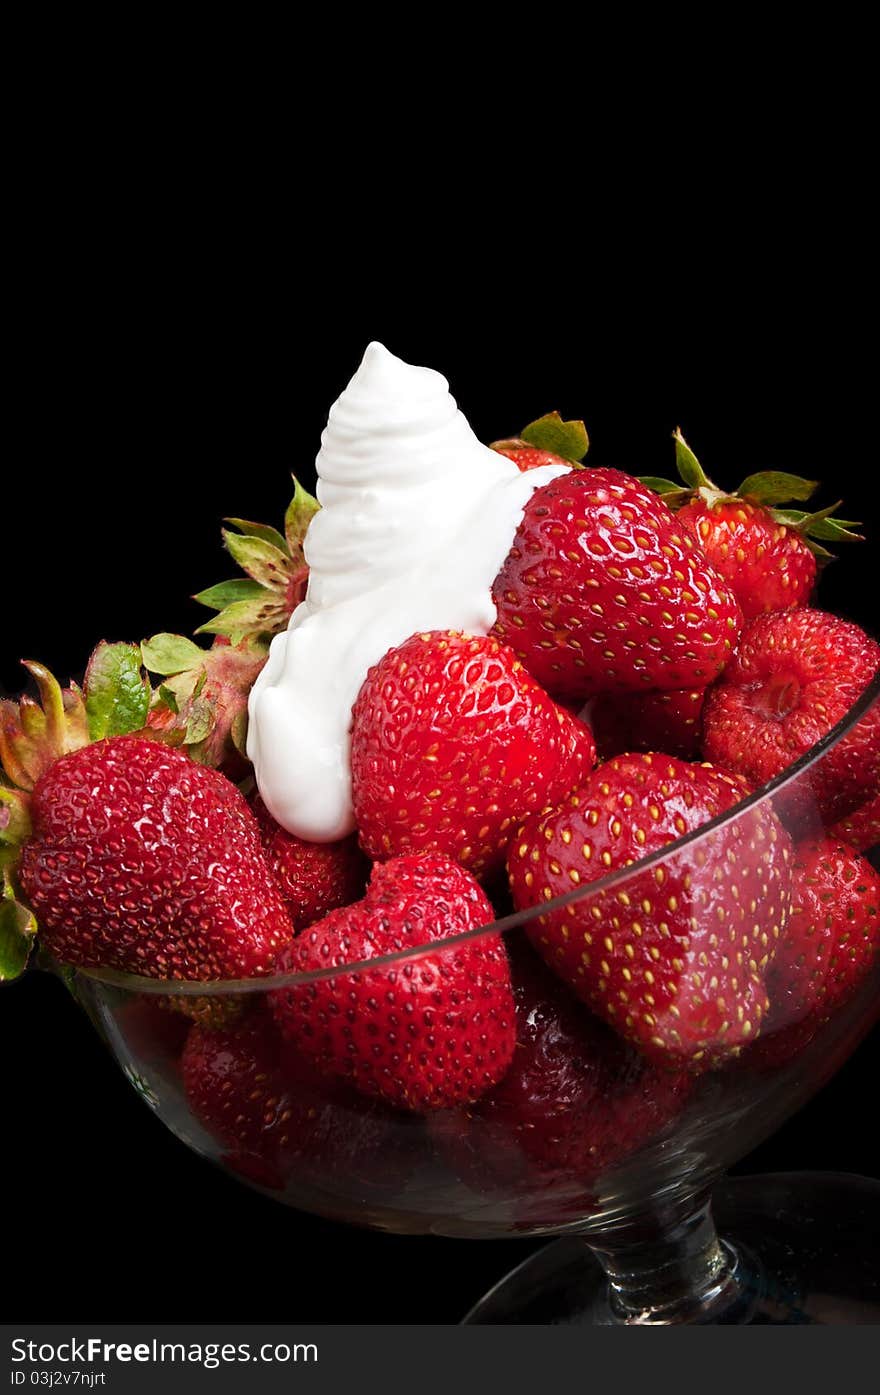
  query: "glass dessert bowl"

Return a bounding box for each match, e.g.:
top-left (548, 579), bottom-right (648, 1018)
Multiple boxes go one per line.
top-left (4, 344), bottom-right (878, 1326)
top-left (63, 672), bottom-right (880, 1326)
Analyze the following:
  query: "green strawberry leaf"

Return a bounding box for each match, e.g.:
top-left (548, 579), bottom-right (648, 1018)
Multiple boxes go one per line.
top-left (0, 843), bottom-right (19, 877)
top-left (802, 515), bottom-right (862, 543)
top-left (805, 539), bottom-right (835, 561)
top-left (284, 477), bottom-right (320, 554)
top-left (222, 531), bottom-right (291, 589)
top-left (638, 476), bottom-right (681, 494)
top-left (736, 471), bottom-right (818, 506)
top-left (225, 518), bottom-right (291, 556)
top-left (193, 578), bottom-right (265, 612)
top-left (141, 633), bottom-right (207, 676)
top-left (156, 684), bottom-right (180, 714)
top-left (183, 696), bottom-right (216, 746)
top-left (520, 412), bottom-right (589, 463)
top-left (672, 428), bottom-right (713, 490)
top-left (84, 642), bottom-right (151, 741)
top-left (770, 503), bottom-right (862, 557)
top-left (0, 893), bottom-right (37, 981)
top-left (230, 709), bottom-right (249, 757)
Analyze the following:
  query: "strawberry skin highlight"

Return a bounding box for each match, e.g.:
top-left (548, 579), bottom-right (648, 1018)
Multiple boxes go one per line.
top-left (270, 854), bottom-right (516, 1112)
top-left (20, 736), bottom-right (294, 979)
top-left (491, 469), bottom-right (741, 702)
top-left (508, 754), bottom-right (792, 1067)
top-left (350, 631), bottom-right (596, 879)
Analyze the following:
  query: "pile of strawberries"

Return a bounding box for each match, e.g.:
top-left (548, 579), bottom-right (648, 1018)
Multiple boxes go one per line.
top-left (2, 414), bottom-right (878, 1200)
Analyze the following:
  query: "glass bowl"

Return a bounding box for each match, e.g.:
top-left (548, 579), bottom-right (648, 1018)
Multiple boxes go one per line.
top-left (60, 671), bottom-right (880, 1325)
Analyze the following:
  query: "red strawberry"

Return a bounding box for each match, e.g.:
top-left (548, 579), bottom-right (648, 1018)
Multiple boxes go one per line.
top-left (270, 854), bottom-right (516, 1111)
top-left (677, 499), bottom-right (817, 619)
top-left (641, 429), bottom-right (861, 621)
top-left (748, 838), bottom-right (880, 1068)
top-left (829, 790), bottom-right (880, 853)
top-left (507, 754), bottom-right (792, 1066)
top-left (19, 736), bottom-right (294, 979)
top-left (493, 443), bottom-right (573, 474)
top-left (702, 609), bottom-right (880, 823)
top-left (588, 687), bottom-right (706, 761)
top-left (350, 631), bottom-right (596, 879)
top-left (490, 469), bottom-right (741, 703)
top-left (251, 793), bottom-right (369, 931)
top-left (183, 1011), bottom-right (296, 1188)
top-left (116, 996), bottom-right (192, 1064)
top-left (490, 411), bottom-right (589, 475)
top-left (183, 1010), bottom-right (416, 1194)
top-left (433, 945), bottom-right (691, 1192)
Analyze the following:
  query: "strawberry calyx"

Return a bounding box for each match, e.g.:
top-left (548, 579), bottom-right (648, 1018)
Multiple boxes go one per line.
top-left (0, 784), bottom-right (32, 845)
top-left (767, 504), bottom-right (863, 561)
top-left (1, 784), bottom-right (34, 977)
top-left (194, 477), bottom-right (319, 643)
top-left (0, 483), bottom-right (320, 983)
top-left (640, 428), bottom-right (862, 559)
top-left (0, 662), bottom-right (90, 791)
top-left (491, 411), bottom-right (589, 466)
top-left (0, 865), bottom-right (37, 982)
top-left (142, 632), bottom-right (266, 769)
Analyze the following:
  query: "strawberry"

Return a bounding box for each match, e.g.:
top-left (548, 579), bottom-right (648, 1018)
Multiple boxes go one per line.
top-left (588, 687), bottom-right (706, 761)
top-left (641, 429), bottom-right (861, 620)
top-left (183, 1011), bottom-right (295, 1188)
top-left (830, 792), bottom-right (880, 853)
top-left (142, 633), bottom-right (266, 777)
top-left (182, 1009), bottom-right (417, 1195)
top-left (490, 469), bottom-right (741, 703)
top-left (18, 736), bottom-right (294, 980)
top-left (270, 853), bottom-right (516, 1111)
top-left (702, 608), bottom-right (880, 823)
top-left (116, 996), bottom-right (192, 1064)
top-left (251, 793), bottom-right (369, 931)
top-left (677, 500), bottom-right (818, 619)
top-left (748, 838), bottom-right (880, 1068)
top-left (433, 945), bottom-right (691, 1192)
top-left (493, 444), bottom-right (574, 474)
top-left (490, 410), bottom-right (589, 474)
top-left (350, 631), bottom-right (596, 879)
top-left (507, 754), bottom-right (792, 1066)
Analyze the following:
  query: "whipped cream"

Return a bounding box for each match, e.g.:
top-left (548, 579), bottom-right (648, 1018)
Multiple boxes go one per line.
top-left (247, 343), bottom-right (569, 842)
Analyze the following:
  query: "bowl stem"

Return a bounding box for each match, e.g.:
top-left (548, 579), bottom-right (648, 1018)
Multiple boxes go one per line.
top-left (586, 1196), bottom-right (751, 1324)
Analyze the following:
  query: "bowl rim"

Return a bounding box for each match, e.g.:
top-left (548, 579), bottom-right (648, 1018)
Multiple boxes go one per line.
top-left (69, 666), bottom-right (880, 998)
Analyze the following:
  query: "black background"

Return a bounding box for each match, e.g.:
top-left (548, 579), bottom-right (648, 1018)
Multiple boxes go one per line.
top-left (3, 250), bottom-right (879, 1321)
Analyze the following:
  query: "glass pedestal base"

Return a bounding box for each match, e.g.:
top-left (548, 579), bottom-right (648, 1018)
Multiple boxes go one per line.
top-left (463, 1172), bottom-right (880, 1325)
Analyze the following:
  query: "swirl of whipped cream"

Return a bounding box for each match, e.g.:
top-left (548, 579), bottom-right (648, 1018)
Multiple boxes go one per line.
top-left (247, 342), bottom-right (569, 842)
